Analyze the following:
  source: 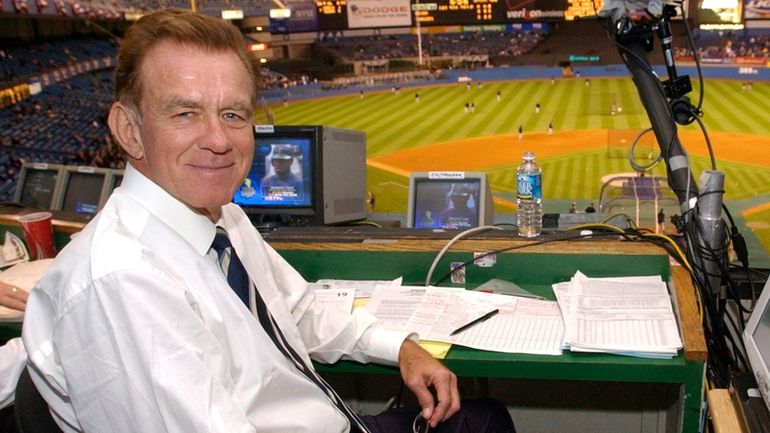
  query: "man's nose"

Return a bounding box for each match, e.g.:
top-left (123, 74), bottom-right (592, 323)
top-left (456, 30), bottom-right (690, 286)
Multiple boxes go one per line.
top-left (201, 117), bottom-right (229, 151)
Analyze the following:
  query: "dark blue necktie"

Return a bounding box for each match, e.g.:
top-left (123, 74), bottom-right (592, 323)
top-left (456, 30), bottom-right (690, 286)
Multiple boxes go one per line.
top-left (211, 230), bottom-right (250, 307)
top-left (210, 229), bottom-right (370, 433)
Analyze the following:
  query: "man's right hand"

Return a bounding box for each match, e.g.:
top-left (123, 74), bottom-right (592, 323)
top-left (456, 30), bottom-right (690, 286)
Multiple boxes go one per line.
top-left (398, 339), bottom-right (461, 428)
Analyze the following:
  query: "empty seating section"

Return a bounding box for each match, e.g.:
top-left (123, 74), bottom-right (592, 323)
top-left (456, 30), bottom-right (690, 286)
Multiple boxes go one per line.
top-left (109, 0), bottom-right (272, 17)
top-left (320, 32), bottom-right (545, 61)
top-left (1, 39), bottom-right (122, 202)
top-left (1, 39), bottom-right (116, 89)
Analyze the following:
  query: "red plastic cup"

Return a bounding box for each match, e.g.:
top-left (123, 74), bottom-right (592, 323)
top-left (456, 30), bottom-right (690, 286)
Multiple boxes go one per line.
top-left (19, 211), bottom-right (57, 260)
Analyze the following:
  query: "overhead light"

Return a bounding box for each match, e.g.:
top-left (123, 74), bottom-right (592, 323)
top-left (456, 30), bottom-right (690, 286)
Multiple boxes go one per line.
top-left (270, 8), bottom-right (291, 19)
top-left (221, 9), bottom-right (244, 19)
top-left (248, 43), bottom-right (269, 51)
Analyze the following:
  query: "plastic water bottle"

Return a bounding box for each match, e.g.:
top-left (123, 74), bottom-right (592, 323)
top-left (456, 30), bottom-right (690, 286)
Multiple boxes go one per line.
top-left (516, 151), bottom-right (543, 237)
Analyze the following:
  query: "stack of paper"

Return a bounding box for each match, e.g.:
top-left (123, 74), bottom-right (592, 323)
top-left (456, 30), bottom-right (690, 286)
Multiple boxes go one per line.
top-left (552, 272), bottom-right (683, 358)
top-left (365, 286), bottom-right (565, 355)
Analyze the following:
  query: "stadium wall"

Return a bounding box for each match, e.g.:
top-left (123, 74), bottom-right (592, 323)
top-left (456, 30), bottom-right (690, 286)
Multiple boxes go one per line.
top-left (262, 64), bottom-right (770, 103)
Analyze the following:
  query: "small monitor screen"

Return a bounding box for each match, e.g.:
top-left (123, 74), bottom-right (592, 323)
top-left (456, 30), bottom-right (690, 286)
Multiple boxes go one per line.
top-left (234, 137), bottom-right (312, 207)
top-left (112, 173), bottom-right (123, 190)
top-left (412, 179), bottom-right (481, 229)
top-left (61, 172), bottom-right (105, 214)
top-left (752, 301), bottom-right (770, 365)
top-left (743, 278), bottom-right (770, 413)
top-left (18, 169), bottom-right (59, 209)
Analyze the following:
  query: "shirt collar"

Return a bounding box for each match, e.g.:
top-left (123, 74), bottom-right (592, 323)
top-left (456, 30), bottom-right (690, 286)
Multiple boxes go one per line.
top-left (121, 163), bottom-right (217, 256)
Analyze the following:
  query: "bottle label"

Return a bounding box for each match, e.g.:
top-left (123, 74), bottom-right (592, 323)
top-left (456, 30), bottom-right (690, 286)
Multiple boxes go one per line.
top-left (517, 173), bottom-right (542, 200)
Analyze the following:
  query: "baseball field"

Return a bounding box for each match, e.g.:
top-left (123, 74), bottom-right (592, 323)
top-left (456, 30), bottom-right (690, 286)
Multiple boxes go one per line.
top-left (255, 77), bottom-right (770, 264)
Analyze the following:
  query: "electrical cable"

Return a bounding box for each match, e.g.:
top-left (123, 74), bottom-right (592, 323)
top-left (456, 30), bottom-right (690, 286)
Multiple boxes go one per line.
top-left (350, 221), bottom-right (384, 228)
top-left (692, 114), bottom-right (717, 170)
top-left (628, 127), bottom-right (663, 172)
top-left (424, 225), bottom-right (505, 286)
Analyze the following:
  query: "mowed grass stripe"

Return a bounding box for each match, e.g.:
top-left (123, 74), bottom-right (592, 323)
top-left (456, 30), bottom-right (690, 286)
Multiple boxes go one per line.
top-left (499, 81), bottom-right (539, 134)
top-left (366, 92), bottom-right (440, 155)
top-left (382, 86), bottom-right (464, 151)
top-left (704, 81), bottom-right (764, 133)
top-left (405, 87), bottom-right (468, 145)
top-left (554, 81), bottom-right (583, 130)
top-left (549, 80), bottom-right (578, 131)
top-left (471, 84), bottom-right (515, 135)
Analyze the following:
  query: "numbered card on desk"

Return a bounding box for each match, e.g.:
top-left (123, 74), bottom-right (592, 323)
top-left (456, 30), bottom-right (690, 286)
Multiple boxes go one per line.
top-left (311, 276), bottom-right (402, 299)
top-left (313, 287), bottom-right (356, 313)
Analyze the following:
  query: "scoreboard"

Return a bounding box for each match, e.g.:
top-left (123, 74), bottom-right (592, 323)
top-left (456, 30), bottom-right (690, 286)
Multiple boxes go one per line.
top-left (314, 0), bottom-right (601, 30)
top-left (316, 0), bottom-right (348, 30)
top-left (413, 0), bottom-right (508, 26)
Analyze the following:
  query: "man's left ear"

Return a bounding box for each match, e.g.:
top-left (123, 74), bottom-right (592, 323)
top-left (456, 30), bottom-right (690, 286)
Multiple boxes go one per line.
top-left (108, 101), bottom-right (144, 161)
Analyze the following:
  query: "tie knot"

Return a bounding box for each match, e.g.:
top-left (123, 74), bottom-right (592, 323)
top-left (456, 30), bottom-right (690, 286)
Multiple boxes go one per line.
top-left (211, 229), bottom-right (231, 257)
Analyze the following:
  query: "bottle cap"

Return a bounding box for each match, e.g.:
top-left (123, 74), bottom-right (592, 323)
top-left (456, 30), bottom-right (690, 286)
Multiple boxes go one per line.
top-left (523, 151), bottom-right (535, 161)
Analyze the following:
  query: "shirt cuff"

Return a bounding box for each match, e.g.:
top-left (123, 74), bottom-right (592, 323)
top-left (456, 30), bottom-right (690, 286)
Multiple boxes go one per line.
top-left (365, 327), bottom-right (417, 366)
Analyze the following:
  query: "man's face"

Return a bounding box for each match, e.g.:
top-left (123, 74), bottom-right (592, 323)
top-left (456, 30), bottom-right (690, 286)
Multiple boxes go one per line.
top-left (271, 157), bottom-right (292, 177)
top-left (451, 195), bottom-right (469, 208)
top-left (131, 41), bottom-right (254, 218)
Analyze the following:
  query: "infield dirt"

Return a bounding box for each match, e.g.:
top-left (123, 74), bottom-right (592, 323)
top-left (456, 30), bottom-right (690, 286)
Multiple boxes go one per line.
top-left (368, 130), bottom-right (770, 174)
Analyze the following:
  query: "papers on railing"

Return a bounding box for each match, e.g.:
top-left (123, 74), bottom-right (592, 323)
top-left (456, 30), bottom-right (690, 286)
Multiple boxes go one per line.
top-left (365, 286), bottom-right (565, 355)
top-left (310, 272), bottom-right (683, 359)
top-left (552, 272), bottom-right (683, 358)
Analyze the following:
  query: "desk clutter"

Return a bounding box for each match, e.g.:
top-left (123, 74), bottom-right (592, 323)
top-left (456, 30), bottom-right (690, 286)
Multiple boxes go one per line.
top-left (313, 272), bottom-right (684, 359)
top-left (0, 258), bottom-right (54, 322)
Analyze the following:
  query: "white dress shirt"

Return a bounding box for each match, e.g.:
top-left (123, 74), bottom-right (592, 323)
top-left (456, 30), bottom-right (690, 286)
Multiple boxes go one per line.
top-left (0, 337), bottom-right (26, 409)
top-left (22, 163), bottom-right (410, 433)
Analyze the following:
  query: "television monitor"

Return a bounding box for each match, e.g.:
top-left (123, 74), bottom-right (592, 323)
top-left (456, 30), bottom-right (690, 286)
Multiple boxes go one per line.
top-left (100, 169), bottom-right (124, 205)
top-left (13, 162), bottom-right (65, 210)
top-left (742, 277), bottom-right (770, 414)
top-left (407, 171), bottom-right (494, 229)
top-left (52, 166), bottom-right (111, 216)
top-left (233, 125), bottom-right (367, 226)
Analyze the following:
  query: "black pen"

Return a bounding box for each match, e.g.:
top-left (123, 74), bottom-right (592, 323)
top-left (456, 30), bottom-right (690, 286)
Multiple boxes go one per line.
top-left (450, 309), bottom-right (500, 336)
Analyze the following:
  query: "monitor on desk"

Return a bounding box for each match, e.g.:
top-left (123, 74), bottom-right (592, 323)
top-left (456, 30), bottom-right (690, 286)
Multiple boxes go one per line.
top-left (743, 277), bottom-right (770, 414)
top-left (13, 162), bottom-right (65, 209)
top-left (233, 125), bottom-right (367, 226)
top-left (406, 171), bottom-right (493, 229)
top-left (100, 169), bottom-right (124, 205)
top-left (51, 166), bottom-right (111, 215)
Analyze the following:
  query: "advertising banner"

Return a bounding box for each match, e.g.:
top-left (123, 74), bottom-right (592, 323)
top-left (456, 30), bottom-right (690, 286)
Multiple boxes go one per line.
top-left (270, 0), bottom-right (319, 33)
top-left (745, 0), bottom-right (770, 18)
top-left (347, 0), bottom-right (411, 28)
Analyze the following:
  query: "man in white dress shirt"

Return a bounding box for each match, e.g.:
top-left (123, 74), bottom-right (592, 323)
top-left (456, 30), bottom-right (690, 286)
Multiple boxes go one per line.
top-left (22, 9), bottom-right (514, 433)
top-left (1, 281), bottom-right (27, 431)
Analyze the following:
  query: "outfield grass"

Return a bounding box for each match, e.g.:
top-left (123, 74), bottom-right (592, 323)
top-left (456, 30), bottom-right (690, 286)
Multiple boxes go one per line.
top-left (259, 78), bottom-right (770, 156)
top-left (254, 77), bottom-right (770, 263)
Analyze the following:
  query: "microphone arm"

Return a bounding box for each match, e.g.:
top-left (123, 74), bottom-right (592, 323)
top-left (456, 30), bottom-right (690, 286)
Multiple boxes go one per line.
top-left (603, 8), bottom-right (727, 296)
top-left (613, 18), bottom-right (698, 208)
